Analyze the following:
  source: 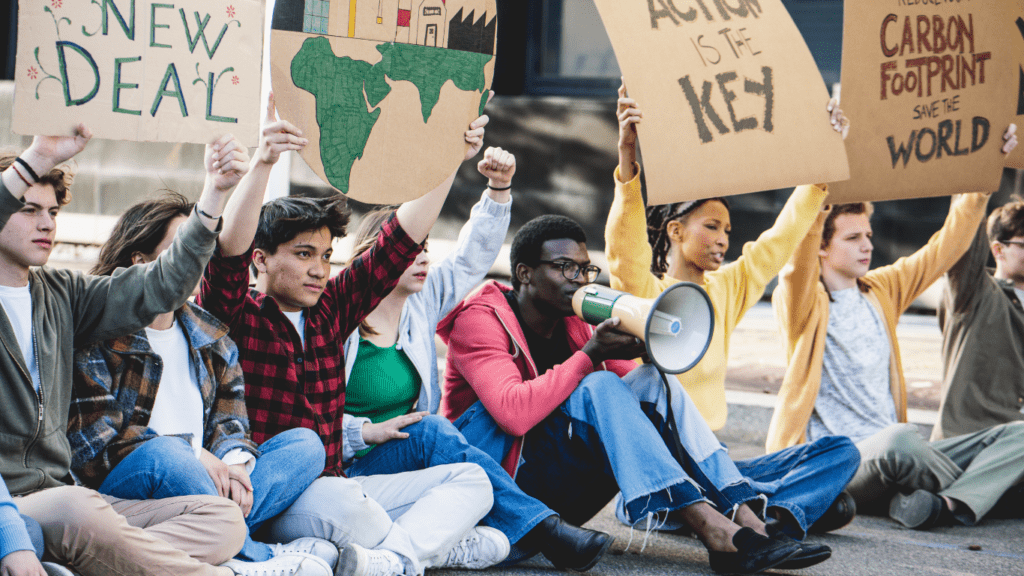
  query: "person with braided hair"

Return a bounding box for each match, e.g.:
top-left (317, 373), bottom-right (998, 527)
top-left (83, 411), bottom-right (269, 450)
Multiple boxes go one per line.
top-left (603, 82), bottom-right (860, 540)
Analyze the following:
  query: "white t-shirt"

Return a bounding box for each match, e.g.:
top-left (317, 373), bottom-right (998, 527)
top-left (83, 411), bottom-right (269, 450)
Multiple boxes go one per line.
top-left (145, 320), bottom-right (253, 469)
top-left (146, 320), bottom-right (205, 453)
top-left (0, 284), bottom-right (40, 392)
top-left (1015, 287), bottom-right (1024, 307)
top-left (282, 309), bottom-right (306, 348)
top-left (809, 287), bottom-right (898, 444)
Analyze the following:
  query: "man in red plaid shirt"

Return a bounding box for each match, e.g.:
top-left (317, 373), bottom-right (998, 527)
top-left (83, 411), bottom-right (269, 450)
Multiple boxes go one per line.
top-left (198, 97), bottom-right (611, 576)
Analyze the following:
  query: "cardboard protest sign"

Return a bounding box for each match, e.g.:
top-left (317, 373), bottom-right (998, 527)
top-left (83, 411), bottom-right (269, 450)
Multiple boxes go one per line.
top-left (828, 1), bottom-right (1017, 203)
top-left (591, 0), bottom-right (849, 205)
top-left (270, 0), bottom-right (496, 204)
top-left (13, 0), bottom-right (263, 145)
top-left (1007, 3), bottom-right (1024, 170)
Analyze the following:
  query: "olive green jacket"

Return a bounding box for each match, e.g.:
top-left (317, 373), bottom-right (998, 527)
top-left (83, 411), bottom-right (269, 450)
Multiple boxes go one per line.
top-left (0, 179), bottom-right (218, 496)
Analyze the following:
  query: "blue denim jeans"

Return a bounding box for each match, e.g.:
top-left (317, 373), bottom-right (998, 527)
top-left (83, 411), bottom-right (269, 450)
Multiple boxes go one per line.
top-left (455, 366), bottom-right (761, 528)
top-left (615, 366), bottom-right (860, 538)
top-left (345, 415), bottom-right (553, 545)
top-left (21, 514), bottom-right (43, 559)
top-left (97, 428), bottom-right (325, 561)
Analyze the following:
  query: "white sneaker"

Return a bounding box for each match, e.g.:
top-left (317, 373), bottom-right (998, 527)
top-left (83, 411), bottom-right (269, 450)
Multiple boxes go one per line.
top-left (438, 527), bottom-right (511, 569)
top-left (223, 552), bottom-right (333, 576)
top-left (336, 543), bottom-right (405, 576)
top-left (41, 562), bottom-right (78, 576)
top-left (271, 537), bottom-right (339, 569)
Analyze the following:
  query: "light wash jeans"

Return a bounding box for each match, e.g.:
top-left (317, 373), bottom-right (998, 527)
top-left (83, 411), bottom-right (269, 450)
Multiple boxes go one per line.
top-left (346, 416), bottom-right (553, 544)
top-left (264, 463), bottom-right (490, 576)
top-left (97, 428), bottom-right (325, 561)
top-left (454, 365), bottom-right (761, 529)
top-left (613, 365), bottom-right (861, 538)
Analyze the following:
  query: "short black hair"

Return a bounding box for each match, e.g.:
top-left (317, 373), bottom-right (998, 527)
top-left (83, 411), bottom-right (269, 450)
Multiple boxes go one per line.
top-left (510, 215), bottom-right (587, 290)
top-left (253, 196), bottom-right (351, 276)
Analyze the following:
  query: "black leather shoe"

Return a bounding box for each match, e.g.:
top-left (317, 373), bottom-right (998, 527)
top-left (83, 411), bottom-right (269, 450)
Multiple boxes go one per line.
top-left (809, 490), bottom-right (857, 534)
top-left (707, 527), bottom-right (800, 575)
top-left (889, 490), bottom-right (945, 529)
top-left (535, 516), bottom-right (613, 572)
top-left (765, 525), bottom-right (832, 570)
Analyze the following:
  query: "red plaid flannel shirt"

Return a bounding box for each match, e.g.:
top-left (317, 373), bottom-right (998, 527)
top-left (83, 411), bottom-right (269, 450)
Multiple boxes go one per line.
top-left (196, 214), bottom-right (422, 476)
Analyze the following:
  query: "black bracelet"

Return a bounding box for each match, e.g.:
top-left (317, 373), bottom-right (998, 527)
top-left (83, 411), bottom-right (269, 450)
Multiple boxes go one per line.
top-left (487, 183), bottom-right (512, 191)
top-left (14, 158), bottom-right (39, 183)
top-left (195, 205), bottom-right (221, 221)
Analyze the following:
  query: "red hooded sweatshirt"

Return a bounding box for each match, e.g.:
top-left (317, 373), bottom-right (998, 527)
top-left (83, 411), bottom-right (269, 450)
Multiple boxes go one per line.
top-left (437, 281), bottom-right (636, 475)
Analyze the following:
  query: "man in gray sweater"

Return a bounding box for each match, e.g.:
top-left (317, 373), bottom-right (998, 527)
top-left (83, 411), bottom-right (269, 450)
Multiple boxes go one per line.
top-left (0, 126), bottom-right (323, 576)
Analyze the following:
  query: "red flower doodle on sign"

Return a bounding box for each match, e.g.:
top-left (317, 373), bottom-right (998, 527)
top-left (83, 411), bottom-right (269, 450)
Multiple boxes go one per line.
top-left (27, 67), bottom-right (39, 80)
top-left (51, 0), bottom-right (62, 8)
top-left (226, 5), bottom-right (235, 18)
top-left (232, 75), bottom-right (240, 85)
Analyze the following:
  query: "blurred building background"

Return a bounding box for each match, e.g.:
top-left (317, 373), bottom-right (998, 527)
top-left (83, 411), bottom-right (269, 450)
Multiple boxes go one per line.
top-left (1, 0), bottom-right (1020, 304)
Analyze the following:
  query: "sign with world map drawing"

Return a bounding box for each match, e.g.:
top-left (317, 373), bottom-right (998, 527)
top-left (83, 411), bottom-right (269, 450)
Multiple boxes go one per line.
top-left (13, 0), bottom-right (262, 144)
top-left (271, 0), bottom-right (496, 203)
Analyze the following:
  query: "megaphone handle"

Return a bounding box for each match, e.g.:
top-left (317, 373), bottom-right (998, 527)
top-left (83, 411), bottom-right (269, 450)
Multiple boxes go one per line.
top-left (657, 370), bottom-right (735, 512)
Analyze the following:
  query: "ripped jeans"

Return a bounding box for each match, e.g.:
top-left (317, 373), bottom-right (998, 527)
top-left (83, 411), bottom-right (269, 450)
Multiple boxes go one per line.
top-left (613, 365), bottom-right (861, 539)
top-left (454, 365), bottom-right (761, 528)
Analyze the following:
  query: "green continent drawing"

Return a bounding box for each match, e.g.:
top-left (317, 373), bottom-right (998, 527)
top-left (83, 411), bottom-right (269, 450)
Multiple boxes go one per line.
top-left (291, 36), bottom-right (492, 193)
top-left (292, 37), bottom-right (380, 193)
top-left (365, 43), bottom-right (492, 122)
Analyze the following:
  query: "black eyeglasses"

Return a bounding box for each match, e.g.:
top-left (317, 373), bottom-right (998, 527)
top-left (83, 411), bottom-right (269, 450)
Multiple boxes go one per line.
top-left (536, 260), bottom-right (601, 282)
top-left (1001, 240), bottom-right (1024, 248)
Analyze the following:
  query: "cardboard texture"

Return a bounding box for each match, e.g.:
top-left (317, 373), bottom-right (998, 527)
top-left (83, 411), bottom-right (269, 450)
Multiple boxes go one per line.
top-left (829, 1), bottom-right (1017, 203)
top-left (270, 0), bottom-right (496, 204)
top-left (591, 0), bottom-right (849, 205)
top-left (1008, 2), bottom-right (1024, 170)
top-left (13, 0), bottom-right (263, 145)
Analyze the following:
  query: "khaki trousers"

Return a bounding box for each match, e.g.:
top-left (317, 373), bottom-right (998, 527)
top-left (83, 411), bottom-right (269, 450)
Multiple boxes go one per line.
top-left (847, 422), bottom-right (1024, 524)
top-left (16, 485), bottom-right (242, 576)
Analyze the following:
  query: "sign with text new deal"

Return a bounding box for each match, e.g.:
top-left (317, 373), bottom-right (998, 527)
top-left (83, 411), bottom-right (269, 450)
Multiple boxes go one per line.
top-left (13, 0), bottom-right (262, 145)
top-left (592, 0), bottom-right (850, 205)
top-left (828, 0), bottom-right (1017, 203)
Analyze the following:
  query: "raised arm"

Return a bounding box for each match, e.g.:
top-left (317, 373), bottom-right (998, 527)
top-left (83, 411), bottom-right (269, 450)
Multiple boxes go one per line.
top-left (773, 208), bottom-right (829, 341)
top-left (419, 147), bottom-right (515, 321)
top-left (218, 94), bottom-right (308, 257)
top-left (606, 83), bottom-right (662, 299)
top-left (869, 124), bottom-right (1016, 312)
top-left (944, 223), bottom-right (991, 315)
top-left (71, 135), bottom-right (249, 345)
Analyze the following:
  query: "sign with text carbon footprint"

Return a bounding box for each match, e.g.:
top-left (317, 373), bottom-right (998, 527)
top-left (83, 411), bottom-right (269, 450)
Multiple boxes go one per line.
top-left (13, 0), bottom-right (263, 145)
top-left (829, 0), bottom-right (1018, 203)
top-left (271, 0), bottom-right (496, 204)
top-left (592, 0), bottom-right (850, 205)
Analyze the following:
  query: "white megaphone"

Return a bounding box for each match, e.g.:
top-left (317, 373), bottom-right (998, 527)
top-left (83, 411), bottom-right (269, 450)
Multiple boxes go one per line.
top-left (571, 282), bottom-right (714, 374)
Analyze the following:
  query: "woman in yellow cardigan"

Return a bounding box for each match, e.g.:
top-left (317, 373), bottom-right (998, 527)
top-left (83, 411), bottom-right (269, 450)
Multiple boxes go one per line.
top-left (604, 84), bottom-right (859, 539)
top-left (769, 124), bottom-right (1024, 530)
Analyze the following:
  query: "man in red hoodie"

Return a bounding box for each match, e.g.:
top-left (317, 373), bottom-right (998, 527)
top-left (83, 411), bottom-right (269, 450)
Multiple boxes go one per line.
top-left (439, 215), bottom-right (831, 575)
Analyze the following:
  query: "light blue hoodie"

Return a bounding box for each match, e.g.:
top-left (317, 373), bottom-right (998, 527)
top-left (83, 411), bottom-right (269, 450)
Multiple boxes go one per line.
top-left (341, 191), bottom-right (512, 456)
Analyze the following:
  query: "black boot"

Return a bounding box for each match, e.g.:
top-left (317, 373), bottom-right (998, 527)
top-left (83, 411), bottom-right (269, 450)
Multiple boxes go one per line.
top-left (530, 515), bottom-right (613, 572)
top-left (707, 527), bottom-right (801, 575)
top-left (809, 490), bottom-right (857, 534)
